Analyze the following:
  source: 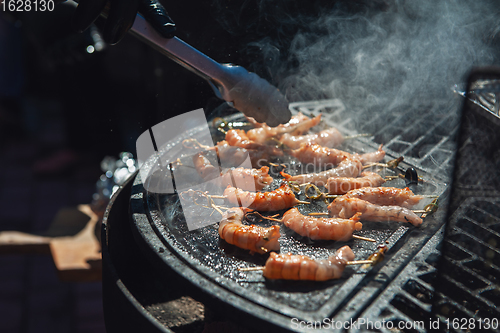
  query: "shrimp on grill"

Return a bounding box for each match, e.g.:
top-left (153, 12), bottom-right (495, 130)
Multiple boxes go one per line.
top-left (282, 208), bottom-right (362, 241)
top-left (215, 140), bottom-right (253, 167)
top-left (186, 139), bottom-right (273, 169)
top-left (282, 155), bottom-right (363, 187)
top-left (246, 112), bottom-right (311, 128)
top-left (192, 153), bottom-right (273, 191)
top-left (327, 171), bottom-right (386, 195)
top-left (246, 113), bottom-right (322, 144)
top-left (246, 112), bottom-right (321, 138)
top-left (261, 246), bottom-right (355, 281)
top-left (341, 187), bottom-right (423, 208)
top-left (279, 127), bottom-right (344, 149)
top-left (192, 152), bottom-right (219, 180)
top-left (289, 143), bottom-right (385, 167)
top-left (225, 129), bottom-right (283, 156)
top-left (288, 143), bottom-right (350, 166)
top-left (219, 207), bottom-right (280, 254)
top-left (246, 127), bottom-right (276, 144)
top-left (217, 167), bottom-right (273, 191)
top-left (328, 197), bottom-right (423, 226)
top-left (225, 129), bottom-right (262, 150)
top-left (223, 183), bottom-right (308, 211)
top-left (358, 145), bottom-right (386, 164)
top-left (215, 140), bottom-right (279, 168)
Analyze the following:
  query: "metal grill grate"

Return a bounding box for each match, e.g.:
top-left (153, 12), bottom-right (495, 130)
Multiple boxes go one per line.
top-left (352, 227), bottom-right (443, 332)
top-left (435, 198), bottom-right (500, 329)
top-left (430, 70), bottom-right (500, 333)
top-left (343, 203), bottom-right (500, 333)
top-left (288, 98), bottom-right (464, 331)
top-left (347, 69), bottom-right (500, 333)
top-left (289, 99), bottom-right (460, 181)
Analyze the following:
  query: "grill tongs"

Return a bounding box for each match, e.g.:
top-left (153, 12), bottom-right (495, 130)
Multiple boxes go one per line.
top-left (130, 15), bottom-right (291, 126)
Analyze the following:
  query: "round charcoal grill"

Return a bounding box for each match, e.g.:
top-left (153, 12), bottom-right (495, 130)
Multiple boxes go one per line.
top-left (102, 101), bottom-right (453, 332)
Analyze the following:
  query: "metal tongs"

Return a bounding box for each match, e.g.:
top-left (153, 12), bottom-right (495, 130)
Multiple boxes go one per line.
top-left (130, 15), bottom-right (291, 126)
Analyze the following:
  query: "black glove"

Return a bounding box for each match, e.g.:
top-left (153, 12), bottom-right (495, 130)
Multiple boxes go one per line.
top-left (73, 0), bottom-right (176, 44)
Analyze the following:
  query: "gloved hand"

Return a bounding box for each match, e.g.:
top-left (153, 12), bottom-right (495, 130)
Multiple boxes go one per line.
top-left (73, 0), bottom-right (175, 44)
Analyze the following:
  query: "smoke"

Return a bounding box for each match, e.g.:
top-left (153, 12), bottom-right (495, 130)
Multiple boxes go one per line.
top-left (214, 0), bottom-right (500, 113)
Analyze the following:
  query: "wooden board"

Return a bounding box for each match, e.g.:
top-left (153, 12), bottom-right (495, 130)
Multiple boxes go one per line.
top-left (0, 205), bottom-right (102, 282)
top-left (49, 205), bottom-right (102, 282)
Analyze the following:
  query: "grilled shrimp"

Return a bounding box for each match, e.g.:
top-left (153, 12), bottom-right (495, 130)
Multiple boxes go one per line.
top-left (219, 207), bottom-right (280, 254)
top-left (289, 143), bottom-right (350, 166)
top-left (246, 112), bottom-right (321, 135)
top-left (246, 113), bottom-right (322, 144)
top-left (246, 112), bottom-right (310, 128)
top-left (289, 143), bottom-right (385, 167)
top-left (215, 140), bottom-right (279, 168)
top-left (328, 197), bottom-right (423, 226)
top-left (342, 187), bottom-right (423, 208)
top-left (283, 155), bottom-right (362, 187)
top-left (193, 152), bottom-right (219, 180)
top-left (262, 246), bottom-right (355, 281)
top-left (279, 127), bottom-right (344, 149)
top-left (225, 129), bottom-right (262, 150)
top-left (223, 183), bottom-right (305, 211)
top-left (225, 129), bottom-right (283, 158)
top-left (327, 171), bottom-right (386, 195)
top-left (215, 140), bottom-right (252, 167)
top-left (358, 145), bottom-right (386, 164)
top-left (245, 127), bottom-right (271, 144)
top-left (282, 208), bottom-right (362, 241)
top-left (193, 152), bottom-right (273, 191)
top-left (218, 167), bottom-right (273, 191)
top-left (184, 140), bottom-right (251, 169)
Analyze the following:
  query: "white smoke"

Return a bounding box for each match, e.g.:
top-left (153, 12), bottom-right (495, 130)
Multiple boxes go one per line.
top-left (226, 0), bottom-right (500, 113)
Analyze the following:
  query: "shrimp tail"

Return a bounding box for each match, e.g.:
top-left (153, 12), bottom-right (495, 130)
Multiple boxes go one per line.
top-left (350, 212), bottom-right (363, 231)
top-left (219, 207), bottom-right (281, 254)
top-left (262, 245), bottom-right (353, 281)
top-left (350, 212), bottom-right (362, 222)
top-left (280, 171), bottom-right (292, 180)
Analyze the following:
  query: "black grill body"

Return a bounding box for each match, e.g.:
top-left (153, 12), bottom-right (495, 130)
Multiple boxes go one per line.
top-left (433, 68), bottom-right (500, 332)
top-left (101, 68), bottom-right (500, 332)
